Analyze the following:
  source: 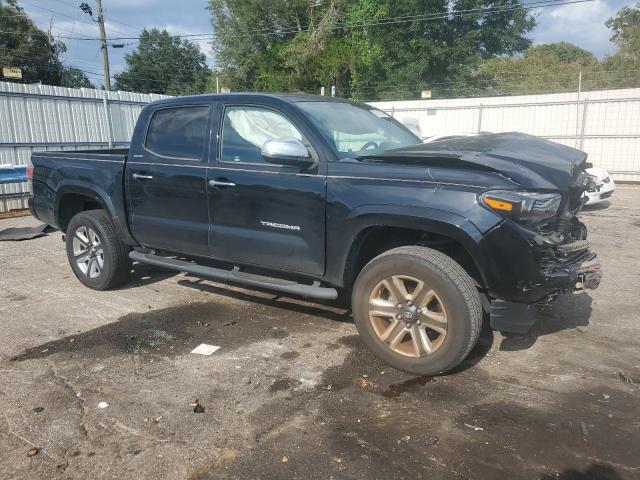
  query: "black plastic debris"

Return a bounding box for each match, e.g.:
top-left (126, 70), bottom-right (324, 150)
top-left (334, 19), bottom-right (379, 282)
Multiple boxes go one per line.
top-left (191, 399), bottom-right (205, 413)
top-left (0, 224), bottom-right (54, 241)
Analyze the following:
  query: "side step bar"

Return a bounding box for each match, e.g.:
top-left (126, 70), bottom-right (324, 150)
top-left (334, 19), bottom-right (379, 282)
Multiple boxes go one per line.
top-left (129, 251), bottom-right (338, 300)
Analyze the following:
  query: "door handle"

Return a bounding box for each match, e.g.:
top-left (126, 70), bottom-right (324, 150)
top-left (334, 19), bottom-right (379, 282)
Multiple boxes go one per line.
top-left (208, 179), bottom-right (236, 188)
top-left (132, 173), bottom-right (153, 180)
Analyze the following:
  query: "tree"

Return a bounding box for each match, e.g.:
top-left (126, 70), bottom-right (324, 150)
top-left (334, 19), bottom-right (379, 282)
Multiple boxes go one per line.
top-left (0, 1), bottom-right (66, 85)
top-left (209, 0), bottom-right (535, 99)
top-left (60, 67), bottom-right (94, 89)
top-left (527, 42), bottom-right (596, 66)
top-left (592, 3), bottom-right (640, 90)
top-left (347, 0), bottom-right (535, 99)
top-left (605, 2), bottom-right (640, 60)
top-left (113, 29), bottom-right (211, 95)
top-left (475, 42), bottom-right (597, 96)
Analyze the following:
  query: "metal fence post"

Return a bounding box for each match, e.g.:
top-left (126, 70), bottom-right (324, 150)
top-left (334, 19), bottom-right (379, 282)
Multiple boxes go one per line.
top-left (103, 93), bottom-right (114, 148)
top-left (477, 104), bottom-right (484, 132)
top-left (579, 99), bottom-right (589, 151)
top-left (575, 71), bottom-right (582, 148)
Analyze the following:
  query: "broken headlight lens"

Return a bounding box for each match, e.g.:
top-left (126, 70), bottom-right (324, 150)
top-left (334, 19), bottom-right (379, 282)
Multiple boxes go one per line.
top-left (480, 190), bottom-right (562, 224)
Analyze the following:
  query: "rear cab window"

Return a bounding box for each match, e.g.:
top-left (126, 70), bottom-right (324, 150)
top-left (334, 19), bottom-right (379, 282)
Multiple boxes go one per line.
top-left (144, 106), bottom-right (210, 160)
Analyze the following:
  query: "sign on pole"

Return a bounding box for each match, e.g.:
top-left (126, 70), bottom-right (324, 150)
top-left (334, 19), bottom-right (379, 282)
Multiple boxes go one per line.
top-left (2, 67), bottom-right (22, 79)
top-left (420, 90), bottom-right (432, 99)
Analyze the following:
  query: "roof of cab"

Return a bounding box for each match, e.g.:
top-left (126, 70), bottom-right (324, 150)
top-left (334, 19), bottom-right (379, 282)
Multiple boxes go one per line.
top-left (148, 92), bottom-right (349, 107)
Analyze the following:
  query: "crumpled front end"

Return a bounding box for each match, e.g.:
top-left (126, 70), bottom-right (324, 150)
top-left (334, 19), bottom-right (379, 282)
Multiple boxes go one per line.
top-left (482, 170), bottom-right (602, 333)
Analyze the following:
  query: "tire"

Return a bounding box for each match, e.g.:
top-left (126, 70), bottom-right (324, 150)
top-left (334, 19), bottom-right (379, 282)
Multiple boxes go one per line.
top-left (65, 209), bottom-right (131, 290)
top-left (352, 246), bottom-right (482, 375)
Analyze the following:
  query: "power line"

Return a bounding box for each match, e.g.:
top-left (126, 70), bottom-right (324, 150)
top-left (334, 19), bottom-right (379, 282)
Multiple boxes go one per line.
top-left (126, 0), bottom-right (596, 42)
top-left (1, 0), bottom-right (596, 42)
top-left (16, 0), bottom-right (135, 37)
top-left (350, 68), bottom-right (640, 91)
top-left (7, 49), bottom-right (639, 93)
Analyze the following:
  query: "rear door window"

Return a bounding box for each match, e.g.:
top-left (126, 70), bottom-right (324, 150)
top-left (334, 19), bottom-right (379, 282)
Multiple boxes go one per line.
top-left (145, 106), bottom-right (210, 160)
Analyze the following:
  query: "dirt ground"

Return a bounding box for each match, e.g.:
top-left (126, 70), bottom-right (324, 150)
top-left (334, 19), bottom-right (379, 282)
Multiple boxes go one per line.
top-left (0, 187), bottom-right (639, 480)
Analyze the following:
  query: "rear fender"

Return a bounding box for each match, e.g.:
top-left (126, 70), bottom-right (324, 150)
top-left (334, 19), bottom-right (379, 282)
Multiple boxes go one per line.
top-left (54, 181), bottom-right (136, 244)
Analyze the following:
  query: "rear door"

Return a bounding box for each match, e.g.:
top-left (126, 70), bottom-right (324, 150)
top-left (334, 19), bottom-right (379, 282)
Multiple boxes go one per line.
top-left (126, 103), bottom-right (214, 255)
top-left (207, 103), bottom-right (326, 275)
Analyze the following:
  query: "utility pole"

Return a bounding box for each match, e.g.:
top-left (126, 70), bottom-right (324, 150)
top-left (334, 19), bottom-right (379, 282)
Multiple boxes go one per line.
top-left (95, 0), bottom-right (111, 91)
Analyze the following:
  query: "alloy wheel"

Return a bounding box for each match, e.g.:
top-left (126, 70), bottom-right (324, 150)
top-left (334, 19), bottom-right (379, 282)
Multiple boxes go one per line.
top-left (72, 226), bottom-right (104, 279)
top-left (368, 274), bottom-right (448, 357)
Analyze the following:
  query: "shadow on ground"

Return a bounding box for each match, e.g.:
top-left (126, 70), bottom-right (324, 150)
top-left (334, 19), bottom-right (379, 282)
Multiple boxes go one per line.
top-left (115, 263), bottom-right (179, 289)
top-left (582, 201), bottom-right (612, 212)
top-left (540, 463), bottom-right (625, 480)
top-left (499, 292), bottom-right (593, 351)
top-left (178, 278), bottom-right (353, 324)
top-left (10, 291), bottom-right (350, 362)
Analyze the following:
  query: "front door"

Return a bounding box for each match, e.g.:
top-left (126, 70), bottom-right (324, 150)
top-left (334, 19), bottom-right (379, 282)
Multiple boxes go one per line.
top-left (207, 104), bottom-right (326, 276)
top-left (126, 104), bottom-right (213, 255)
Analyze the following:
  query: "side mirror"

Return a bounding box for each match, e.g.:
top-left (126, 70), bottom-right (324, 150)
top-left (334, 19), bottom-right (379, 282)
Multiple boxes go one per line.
top-left (261, 138), bottom-right (314, 167)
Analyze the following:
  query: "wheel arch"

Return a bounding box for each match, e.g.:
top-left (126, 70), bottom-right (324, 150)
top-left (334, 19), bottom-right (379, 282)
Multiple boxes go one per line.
top-left (54, 181), bottom-right (135, 244)
top-left (337, 206), bottom-right (493, 291)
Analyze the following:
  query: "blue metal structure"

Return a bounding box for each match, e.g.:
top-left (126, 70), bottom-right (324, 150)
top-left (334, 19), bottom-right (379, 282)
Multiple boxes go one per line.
top-left (0, 165), bottom-right (27, 185)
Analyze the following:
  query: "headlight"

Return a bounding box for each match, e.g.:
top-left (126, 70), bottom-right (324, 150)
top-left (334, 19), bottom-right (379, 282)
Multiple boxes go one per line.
top-left (480, 190), bottom-right (562, 224)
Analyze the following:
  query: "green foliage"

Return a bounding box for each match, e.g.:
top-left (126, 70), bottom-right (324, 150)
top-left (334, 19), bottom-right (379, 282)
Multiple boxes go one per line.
top-left (605, 2), bottom-right (640, 61)
top-left (113, 28), bottom-right (212, 95)
top-left (476, 2), bottom-right (640, 98)
top-left (209, 0), bottom-right (535, 99)
top-left (0, 3), bottom-right (66, 85)
top-left (527, 42), bottom-right (596, 66)
top-left (475, 43), bottom-right (593, 96)
top-left (60, 68), bottom-right (94, 89)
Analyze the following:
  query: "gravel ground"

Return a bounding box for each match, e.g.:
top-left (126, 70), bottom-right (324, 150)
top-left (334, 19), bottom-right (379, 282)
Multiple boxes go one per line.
top-left (0, 187), bottom-right (639, 480)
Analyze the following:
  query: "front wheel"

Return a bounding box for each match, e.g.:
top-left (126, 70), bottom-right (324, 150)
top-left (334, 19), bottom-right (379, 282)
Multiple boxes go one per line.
top-left (352, 246), bottom-right (482, 375)
top-left (65, 209), bottom-right (131, 290)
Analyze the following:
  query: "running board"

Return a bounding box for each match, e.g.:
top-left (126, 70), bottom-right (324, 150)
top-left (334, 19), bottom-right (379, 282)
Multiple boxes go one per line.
top-left (129, 251), bottom-right (338, 300)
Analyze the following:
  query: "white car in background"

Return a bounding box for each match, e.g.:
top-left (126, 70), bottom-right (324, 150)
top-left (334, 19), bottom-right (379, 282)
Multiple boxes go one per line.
top-left (583, 166), bottom-right (615, 205)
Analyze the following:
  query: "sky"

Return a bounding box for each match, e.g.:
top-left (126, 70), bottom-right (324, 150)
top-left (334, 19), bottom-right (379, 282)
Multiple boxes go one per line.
top-left (15, 0), bottom-right (638, 88)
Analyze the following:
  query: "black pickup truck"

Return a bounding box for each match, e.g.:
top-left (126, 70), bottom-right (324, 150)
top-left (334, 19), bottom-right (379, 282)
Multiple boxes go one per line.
top-left (29, 93), bottom-right (602, 375)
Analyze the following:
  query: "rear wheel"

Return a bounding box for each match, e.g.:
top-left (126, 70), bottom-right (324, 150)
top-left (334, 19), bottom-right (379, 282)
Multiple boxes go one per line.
top-left (352, 246), bottom-right (482, 375)
top-left (65, 210), bottom-right (131, 290)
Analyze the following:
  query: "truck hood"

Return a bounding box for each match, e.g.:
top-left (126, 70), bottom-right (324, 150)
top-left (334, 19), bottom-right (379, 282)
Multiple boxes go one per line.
top-left (361, 132), bottom-right (588, 190)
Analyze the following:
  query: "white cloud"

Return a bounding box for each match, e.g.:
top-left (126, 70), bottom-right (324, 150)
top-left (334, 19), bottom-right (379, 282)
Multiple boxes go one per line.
top-left (532, 0), bottom-right (635, 58)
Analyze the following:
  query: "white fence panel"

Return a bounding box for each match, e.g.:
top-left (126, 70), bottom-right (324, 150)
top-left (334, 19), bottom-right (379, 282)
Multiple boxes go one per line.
top-left (372, 88), bottom-right (640, 183)
top-left (0, 81), bottom-right (168, 212)
top-left (2, 84), bottom-right (639, 212)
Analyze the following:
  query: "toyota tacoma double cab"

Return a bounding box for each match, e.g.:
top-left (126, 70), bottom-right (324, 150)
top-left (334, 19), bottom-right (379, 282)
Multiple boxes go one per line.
top-left (29, 93), bottom-right (602, 375)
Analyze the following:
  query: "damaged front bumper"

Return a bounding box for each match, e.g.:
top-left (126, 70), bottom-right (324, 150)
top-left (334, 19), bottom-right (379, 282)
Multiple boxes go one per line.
top-left (481, 219), bottom-right (602, 333)
top-left (538, 238), bottom-right (602, 293)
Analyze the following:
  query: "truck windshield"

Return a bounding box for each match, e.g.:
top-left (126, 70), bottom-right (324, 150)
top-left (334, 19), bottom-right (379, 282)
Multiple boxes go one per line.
top-left (297, 101), bottom-right (421, 159)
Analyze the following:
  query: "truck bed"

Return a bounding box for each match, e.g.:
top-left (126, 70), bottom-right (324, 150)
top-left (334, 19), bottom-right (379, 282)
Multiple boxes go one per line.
top-left (29, 148), bottom-right (130, 235)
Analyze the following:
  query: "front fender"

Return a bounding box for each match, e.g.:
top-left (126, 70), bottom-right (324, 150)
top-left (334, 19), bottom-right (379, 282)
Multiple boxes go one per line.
top-left (326, 203), bottom-right (499, 288)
